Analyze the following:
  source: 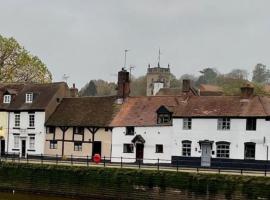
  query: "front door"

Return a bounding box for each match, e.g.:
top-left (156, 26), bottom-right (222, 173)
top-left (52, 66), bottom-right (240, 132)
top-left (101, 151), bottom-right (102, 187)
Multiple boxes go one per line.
top-left (201, 143), bottom-right (211, 167)
top-left (136, 143), bottom-right (144, 161)
top-left (93, 141), bottom-right (102, 156)
top-left (21, 140), bottom-right (26, 157)
top-left (0, 140), bottom-right (5, 155)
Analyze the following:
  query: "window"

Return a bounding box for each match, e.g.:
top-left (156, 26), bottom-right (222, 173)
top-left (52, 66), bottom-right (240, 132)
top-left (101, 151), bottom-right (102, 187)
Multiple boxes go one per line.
top-left (3, 95), bottom-right (11, 103)
top-left (29, 114), bottom-right (35, 127)
top-left (73, 127), bottom-right (84, 134)
top-left (47, 127), bottom-right (55, 134)
top-left (14, 114), bottom-right (20, 127)
top-left (126, 127), bottom-right (135, 135)
top-left (123, 143), bottom-right (134, 153)
top-left (216, 142), bottom-right (230, 158)
top-left (182, 140), bottom-right (191, 157)
top-left (25, 93), bottom-right (33, 103)
top-left (14, 135), bottom-right (19, 148)
top-left (50, 140), bottom-right (57, 149)
top-left (246, 118), bottom-right (257, 131)
top-left (29, 136), bottom-right (35, 149)
top-left (74, 142), bottom-right (82, 151)
top-left (244, 142), bottom-right (256, 160)
top-left (217, 118), bottom-right (230, 130)
top-left (157, 114), bottom-right (171, 124)
top-left (156, 144), bottom-right (163, 153)
top-left (183, 118), bottom-right (192, 130)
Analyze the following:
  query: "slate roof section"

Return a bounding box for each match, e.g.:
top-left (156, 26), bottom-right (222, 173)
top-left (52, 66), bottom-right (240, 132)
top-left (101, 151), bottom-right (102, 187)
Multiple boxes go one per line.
top-left (46, 96), bottom-right (120, 127)
top-left (7, 82), bottom-right (67, 111)
top-left (111, 95), bottom-right (270, 127)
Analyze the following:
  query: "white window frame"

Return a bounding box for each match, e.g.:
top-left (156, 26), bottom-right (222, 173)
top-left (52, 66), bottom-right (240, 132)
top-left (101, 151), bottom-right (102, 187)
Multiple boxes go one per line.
top-left (29, 114), bottom-right (35, 128)
top-left (183, 118), bottom-right (192, 130)
top-left (182, 141), bottom-right (191, 157)
top-left (14, 114), bottom-right (20, 128)
top-left (3, 95), bottom-right (11, 103)
top-left (25, 93), bottom-right (33, 103)
top-left (14, 135), bottom-right (20, 149)
top-left (29, 136), bottom-right (35, 149)
top-left (216, 143), bottom-right (230, 158)
top-left (217, 118), bottom-right (231, 130)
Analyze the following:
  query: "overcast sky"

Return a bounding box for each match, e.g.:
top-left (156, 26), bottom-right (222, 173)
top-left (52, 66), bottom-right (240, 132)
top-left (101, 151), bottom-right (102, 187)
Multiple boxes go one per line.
top-left (0, 0), bottom-right (270, 88)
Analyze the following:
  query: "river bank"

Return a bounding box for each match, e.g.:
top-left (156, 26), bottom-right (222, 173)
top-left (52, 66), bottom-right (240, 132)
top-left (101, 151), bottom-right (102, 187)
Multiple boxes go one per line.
top-left (0, 162), bottom-right (269, 199)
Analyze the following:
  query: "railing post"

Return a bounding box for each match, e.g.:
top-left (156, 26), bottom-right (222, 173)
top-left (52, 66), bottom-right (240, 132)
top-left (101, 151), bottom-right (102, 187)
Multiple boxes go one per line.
top-left (138, 159), bottom-right (141, 169)
top-left (265, 164), bottom-right (267, 177)
top-left (56, 154), bottom-right (58, 165)
top-left (241, 169), bottom-right (243, 175)
top-left (176, 159), bottom-right (179, 172)
top-left (26, 153), bottom-right (28, 164)
top-left (197, 167), bottom-right (199, 173)
top-left (121, 157), bottom-right (123, 168)
top-left (18, 154), bottom-right (20, 163)
top-left (157, 158), bottom-right (160, 171)
top-left (103, 156), bottom-right (106, 167)
top-left (87, 155), bottom-right (89, 166)
top-left (12, 153), bottom-right (15, 162)
top-left (41, 154), bottom-right (43, 164)
top-left (71, 155), bottom-right (73, 165)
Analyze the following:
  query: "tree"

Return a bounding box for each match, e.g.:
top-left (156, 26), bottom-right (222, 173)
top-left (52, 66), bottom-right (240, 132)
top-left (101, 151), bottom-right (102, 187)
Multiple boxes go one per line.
top-left (79, 80), bottom-right (97, 96)
top-left (226, 69), bottom-right (248, 80)
top-left (130, 75), bottom-right (147, 96)
top-left (196, 68), bottom-right (219, 85)
top-left (252, 63), bottom-right (270, 84)
top-left (0, 34), bottom-right (52, 83)
top-left (79, 80), bottom-right (116, 97)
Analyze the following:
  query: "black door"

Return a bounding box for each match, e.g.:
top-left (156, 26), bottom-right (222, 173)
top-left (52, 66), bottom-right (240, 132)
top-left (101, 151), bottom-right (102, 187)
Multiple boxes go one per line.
top-left (0, 140), bottom-right (5, 155)
top-left (93, 141), bottom-right (102, 156)
top-left (136, 144), bottom-right (144, 161)
top-left (21, 140), bottom-right (26, 157)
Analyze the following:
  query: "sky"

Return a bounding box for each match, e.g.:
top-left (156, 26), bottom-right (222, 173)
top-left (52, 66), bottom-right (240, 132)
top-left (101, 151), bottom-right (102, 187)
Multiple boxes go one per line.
top-left (0, 0), bottom-right (270, 88)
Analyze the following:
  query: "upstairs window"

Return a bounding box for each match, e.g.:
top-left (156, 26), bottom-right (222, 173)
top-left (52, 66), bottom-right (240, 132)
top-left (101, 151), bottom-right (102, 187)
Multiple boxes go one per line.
top-left (47, 127), bottom-right (55, 134)
top-left (217, 118), bottom-right (231, 130)
top-left (25, 93), bottom-right (33, 103)
top-left (246, 118), bottom-right (257, 131)
top-left (29, 114), bottom-right (35, 127)
top-left (216, 142), bottom-right (230, 158)
top-left (157, 114), bottom-right (171, 124)
top-left (126, 126), bottom-right (135, 135)
top-left (182, 140), bottom-right (191, 157)
top-left (183, 118), bottom-right (192, 130)
top-left (3, 95), bottom-right (11, 103)
top-left (73, 127), bottom-right (84, 134)
top-left (14, 113), bottom-right (20, 128)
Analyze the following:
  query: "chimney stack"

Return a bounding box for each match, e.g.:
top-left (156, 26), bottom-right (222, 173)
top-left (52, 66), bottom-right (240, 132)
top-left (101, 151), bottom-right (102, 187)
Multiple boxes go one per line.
top-left (70, 83), bottom-right (78, 97)
top-left (182, 79), bottom-right (191, 93)
top-left (241, 84), bottom-right (254, 99)
top-left (117, 68), bottom-right (130, 100)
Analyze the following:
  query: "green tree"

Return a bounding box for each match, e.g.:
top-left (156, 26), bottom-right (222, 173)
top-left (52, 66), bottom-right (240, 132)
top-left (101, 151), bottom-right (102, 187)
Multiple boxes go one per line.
top-left (130, 75), bottom-right (147, 96)
top-left (79, 80), bottom-right (97, 96)
top-left (226, 69), bottom-right (248, 80)
top-left (196, 68), bottom-right (219, 85)
top-left (252, 63), bottom-right (270, 84)
top-left (0, 34), bottom-right (52, 83)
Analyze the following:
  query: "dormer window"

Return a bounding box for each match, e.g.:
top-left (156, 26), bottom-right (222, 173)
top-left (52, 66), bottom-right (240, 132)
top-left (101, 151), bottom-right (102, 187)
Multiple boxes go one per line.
top-left (3, 95), bottom-right (11, 103)
top-left (26, 93), bottom-right (33, 103)
top-left (156, 105), bottom-right (172, 125)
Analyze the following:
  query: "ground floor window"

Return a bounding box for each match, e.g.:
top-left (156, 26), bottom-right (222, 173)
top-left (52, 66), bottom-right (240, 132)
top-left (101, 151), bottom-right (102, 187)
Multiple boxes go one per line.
top-left (216, 142), bottom-right (230, 158)
top-left (50, 140), bottom-right (57, 149)
top-left (123, 143), bottom-right (134, 153)
top-left (29, 136), bottom-right (35, 149)
top-left (182, 140), bottom-right (191, 157)
top-left (74, 142), bottom-right (82, 151)
top-left (14, 135), bottom-right (19, 148)
top-left (244, 142), bottom-right (256, 160)
top-left (155, 144), bottom-right (163, 153)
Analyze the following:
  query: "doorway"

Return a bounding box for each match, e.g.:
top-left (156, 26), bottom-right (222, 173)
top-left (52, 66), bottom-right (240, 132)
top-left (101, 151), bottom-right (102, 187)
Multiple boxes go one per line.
top-left (21, 140), bottom-right (26, 157)
top-left (0, 140), bottom-right (5, 155)
top-left (136, 143), bottom-right (144, 161)
top-left (201, 143), bottom-right (212, 167)
top-left (92, 141), bottom-right (102, 156)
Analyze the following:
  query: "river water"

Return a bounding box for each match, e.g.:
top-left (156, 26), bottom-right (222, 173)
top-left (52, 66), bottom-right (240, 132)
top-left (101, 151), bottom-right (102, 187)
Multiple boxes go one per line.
top-left (0, 187), bottom-right (265, 200)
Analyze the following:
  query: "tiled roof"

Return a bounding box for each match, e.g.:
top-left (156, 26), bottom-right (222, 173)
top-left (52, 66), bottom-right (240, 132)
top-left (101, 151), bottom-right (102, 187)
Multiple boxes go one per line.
top-left (46, 96), bottom-right (120, 127)
top-left (110, 95), bottom-right (270, 127)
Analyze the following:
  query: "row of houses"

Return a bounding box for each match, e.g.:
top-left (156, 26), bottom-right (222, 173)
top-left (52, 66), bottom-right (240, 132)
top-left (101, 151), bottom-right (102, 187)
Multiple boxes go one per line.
top-left (1, 68), bottom-right (270, 167)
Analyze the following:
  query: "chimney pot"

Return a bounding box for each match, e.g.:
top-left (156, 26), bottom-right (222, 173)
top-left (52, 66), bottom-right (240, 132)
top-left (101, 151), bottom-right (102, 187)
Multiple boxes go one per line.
top-left (241, 84), bottom-right (254, 99)
top-left (182, 79), bottom-right (191, 93)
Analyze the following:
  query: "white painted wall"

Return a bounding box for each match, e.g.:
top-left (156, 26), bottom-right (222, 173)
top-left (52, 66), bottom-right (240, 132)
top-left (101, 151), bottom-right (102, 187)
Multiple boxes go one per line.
top-left (8, 111), bottom-right (46, 156)
top-left (111, 126), bottom-right (173, 163)
top-left (112, 118), bottom-right (270, 163)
